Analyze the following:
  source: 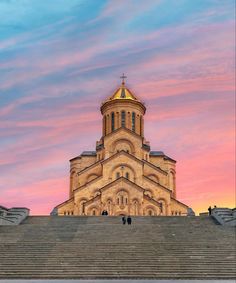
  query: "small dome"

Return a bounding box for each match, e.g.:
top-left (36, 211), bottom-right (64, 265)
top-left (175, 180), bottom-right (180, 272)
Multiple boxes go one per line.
top-left (101, 75), bottom-right (145, 114)
top-left (110, 84), bottom-right (138, 100)
top-left (106, 82), bottom-right (139, 102)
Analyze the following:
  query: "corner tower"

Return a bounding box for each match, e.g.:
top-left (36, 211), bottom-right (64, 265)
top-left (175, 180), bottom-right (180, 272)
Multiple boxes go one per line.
top-left (54, 76), bottom-right (189, 216)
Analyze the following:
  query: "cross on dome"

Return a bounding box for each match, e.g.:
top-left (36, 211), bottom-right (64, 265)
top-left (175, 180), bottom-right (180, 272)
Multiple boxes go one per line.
top-left (120, 73), bottom-right (127, 85)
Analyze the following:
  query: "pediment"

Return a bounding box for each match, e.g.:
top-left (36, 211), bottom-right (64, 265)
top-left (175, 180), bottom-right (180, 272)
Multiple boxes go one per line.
top-left (104, 127), bottom-right (143, 142)
top-left (100, 177), bottom-right (145, 193)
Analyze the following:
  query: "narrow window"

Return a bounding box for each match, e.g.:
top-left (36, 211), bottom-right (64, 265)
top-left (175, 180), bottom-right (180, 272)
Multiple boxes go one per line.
top-left (121, 196), bottom-right (124, 205)
top-left (116, 172), bottom-right (120, 179)
top-left (104, 116), bottom-right (106, 134)
top-left (111, 112), bottom-right (115, 131)
top-left (132, 112), bottom-right (135, 132)
top-left (126, 198), bottom-right (128, 205)
top-left (121, 111), bottom-right (126, 127)
top-left (125, 172), bottom-right (129, 179)
top-left (140, 115), bottom-right (142, 134)
top-left (117, 198), bottom-right (119, 205)
top-left (93, 210), bottom-right (96, 216)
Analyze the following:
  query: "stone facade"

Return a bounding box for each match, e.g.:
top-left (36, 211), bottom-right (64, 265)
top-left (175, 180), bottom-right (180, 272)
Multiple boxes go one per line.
top-left (54, 80), bottom-right (189, 216)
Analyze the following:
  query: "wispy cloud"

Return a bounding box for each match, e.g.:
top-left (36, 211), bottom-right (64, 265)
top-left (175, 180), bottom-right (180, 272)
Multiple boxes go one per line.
top-left (0, 0), bottom-right (235, 215)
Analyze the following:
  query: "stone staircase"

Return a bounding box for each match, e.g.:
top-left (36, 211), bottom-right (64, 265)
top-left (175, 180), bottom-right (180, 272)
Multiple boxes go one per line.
top-left (0, 216), bottom-right (235, 279)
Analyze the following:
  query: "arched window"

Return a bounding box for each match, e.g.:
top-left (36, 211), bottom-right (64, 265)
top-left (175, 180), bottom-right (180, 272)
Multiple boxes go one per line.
top-left (92, 209), bottom-right (96, 216)
top-left (132, 112), bottom-right (135, 132)
top-left (125, 172), bottom-right (129, 179)
top-left (121, 111), bottom-right (126, 127)
top-left (148, 210), bottom-right (153, 216)
top-left (133, 201), bottom-right (138, 215)
top-left (111, 112), bottom-right (115, 131)
top-left (116, 172), bottom-right (120, 179)
top-left (117, 190), bottom-right (128, 207)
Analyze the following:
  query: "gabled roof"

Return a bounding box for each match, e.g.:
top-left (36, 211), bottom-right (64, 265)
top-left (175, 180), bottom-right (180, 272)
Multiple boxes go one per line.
top-left (143, 194), bottom-right (162, 208)
top-left (74, 175), bottom-right (103, 193)
top-left (143, 175), bottom-right (171, 193)
top-left (150, 151), bottom-right (176, 163)
top-left (150, 151), bottom-right (165, 156)
top-left (81, 151), bottom-right (96, 156)
top-left (171, 197), bottom-right (189, 208)
top-left (84, 194), bottom-right (101, 207)
top-left (70, 151), bottom-right (96, 162)
top-left (76, 149), bottom-right (168, 177)
top-left (104, 126), bottom-right (143, 141)
top-left (99, 176), bottom-right (145, 193)
top-left (54, 196), bottom-right (74, 208)
top-left (81, 177), bottom-right (164, 210)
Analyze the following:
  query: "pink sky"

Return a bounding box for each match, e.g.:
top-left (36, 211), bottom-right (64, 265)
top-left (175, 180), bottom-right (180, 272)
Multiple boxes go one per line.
top-left (0, 0), bottom-right (235, 215)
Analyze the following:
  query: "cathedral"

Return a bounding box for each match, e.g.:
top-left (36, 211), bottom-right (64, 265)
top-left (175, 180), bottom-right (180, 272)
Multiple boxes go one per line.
top-left (54, 77), bottom-right (189, 216)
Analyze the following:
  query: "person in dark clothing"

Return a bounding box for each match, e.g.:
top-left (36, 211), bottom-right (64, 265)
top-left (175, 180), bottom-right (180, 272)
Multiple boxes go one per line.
top-left (127, 215), bottom-right (132, 225)
top-left (208, 206), bottom-right (212, 215)
top-left (122, 216), bottom-right (126, 224)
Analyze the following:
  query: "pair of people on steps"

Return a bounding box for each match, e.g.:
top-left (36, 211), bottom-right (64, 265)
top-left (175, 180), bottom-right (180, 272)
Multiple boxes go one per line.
top-left (208, 205), bottom-right (217, 216)
top-left (122, 215), bottom-right (132, 225)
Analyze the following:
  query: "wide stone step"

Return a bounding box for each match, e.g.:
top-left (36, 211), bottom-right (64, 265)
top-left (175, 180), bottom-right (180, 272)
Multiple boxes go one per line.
top-left (0, 216), bottom-right (235, 279)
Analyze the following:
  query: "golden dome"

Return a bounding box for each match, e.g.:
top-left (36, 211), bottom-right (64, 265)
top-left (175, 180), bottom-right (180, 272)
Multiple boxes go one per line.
top-left (108, 82), bottom-right (139, 101)
top-left (101, 75), bottom-right (145, 114)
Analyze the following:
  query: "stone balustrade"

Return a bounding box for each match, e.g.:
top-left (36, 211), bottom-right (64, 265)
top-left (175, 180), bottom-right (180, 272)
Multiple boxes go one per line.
top-left (0, 205), bottom-right (30, 225)
top-left (212, 207), bottom-right (236, 226)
